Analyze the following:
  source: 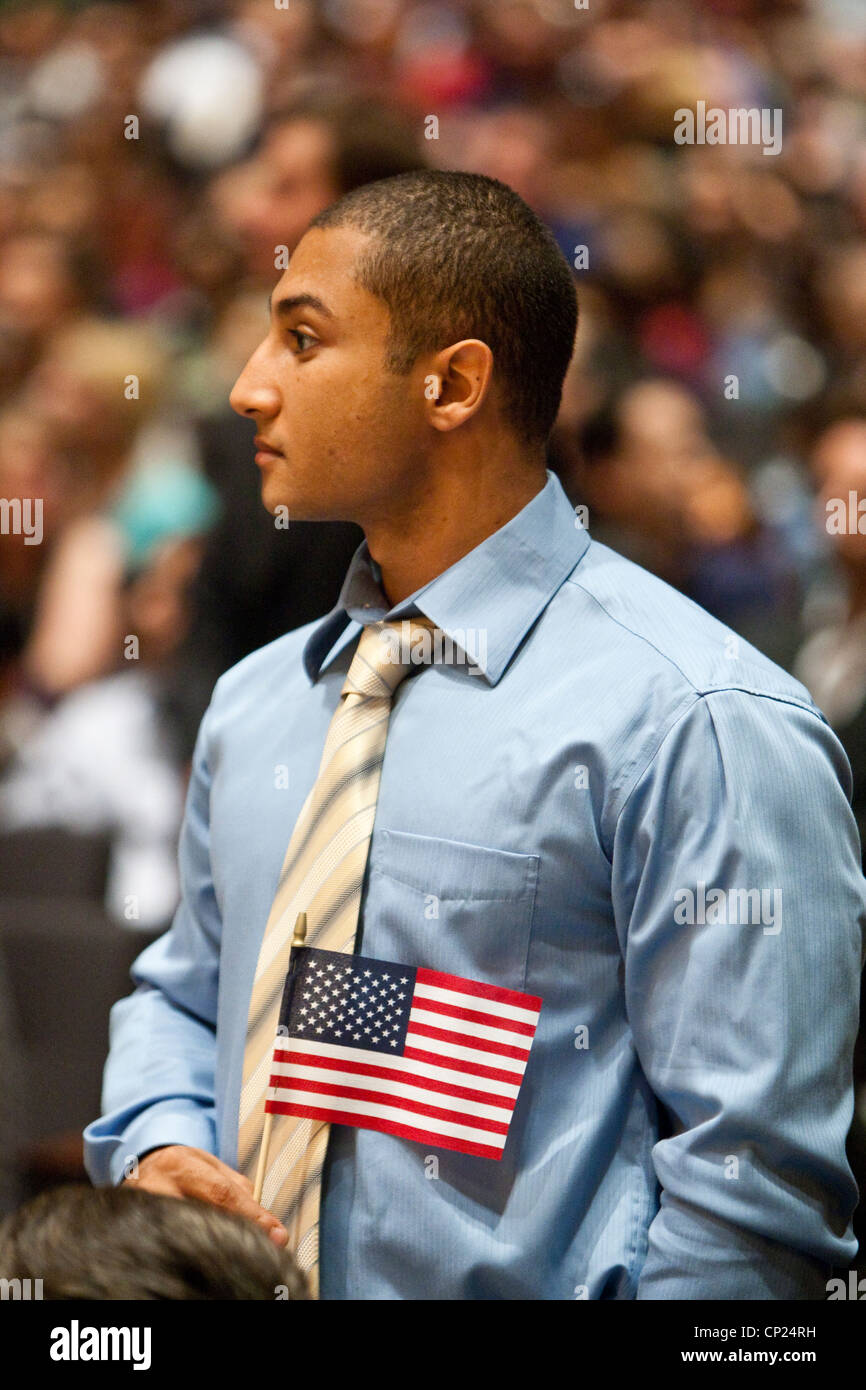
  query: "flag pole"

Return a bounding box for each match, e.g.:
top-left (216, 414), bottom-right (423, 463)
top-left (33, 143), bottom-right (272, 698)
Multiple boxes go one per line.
top-left (253, 911), bottom-right (308, 1206)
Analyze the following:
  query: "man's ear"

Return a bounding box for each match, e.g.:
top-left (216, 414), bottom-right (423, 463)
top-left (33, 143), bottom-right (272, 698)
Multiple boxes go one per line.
top-left (424, 340), bottom-right (494, 432)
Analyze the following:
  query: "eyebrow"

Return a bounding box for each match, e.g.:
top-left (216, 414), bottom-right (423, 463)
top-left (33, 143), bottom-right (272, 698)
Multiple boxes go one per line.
top-left (267, 291), bottom-right (334, 321)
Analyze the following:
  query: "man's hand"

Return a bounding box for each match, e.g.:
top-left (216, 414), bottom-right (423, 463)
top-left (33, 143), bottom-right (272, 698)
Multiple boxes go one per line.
top-left (124, 1146), bottom-right (288, 1247)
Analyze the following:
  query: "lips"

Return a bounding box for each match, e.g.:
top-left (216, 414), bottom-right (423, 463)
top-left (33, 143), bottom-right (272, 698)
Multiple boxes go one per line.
top-left (254, 435), bottom-right (284, 466)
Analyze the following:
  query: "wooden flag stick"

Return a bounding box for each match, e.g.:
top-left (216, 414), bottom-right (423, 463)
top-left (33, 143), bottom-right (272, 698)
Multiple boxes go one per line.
top-left (253, 911), bottom-right (308, 1206)
top-left (252, 1117), bottom-right (273, 1207)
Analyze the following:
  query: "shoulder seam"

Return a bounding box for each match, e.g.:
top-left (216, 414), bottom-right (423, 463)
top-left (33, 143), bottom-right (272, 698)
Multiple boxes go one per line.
top-left (611, 686), bottom-right (827, 837)
top-left (567, 570), bottom-right (817, 712)
top-left (566, 573), bottom-right (701, 694)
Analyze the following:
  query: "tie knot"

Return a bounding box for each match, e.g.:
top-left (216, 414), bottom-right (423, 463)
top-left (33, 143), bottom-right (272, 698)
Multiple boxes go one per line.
top-left (342, 618), bottom-right (439, 699)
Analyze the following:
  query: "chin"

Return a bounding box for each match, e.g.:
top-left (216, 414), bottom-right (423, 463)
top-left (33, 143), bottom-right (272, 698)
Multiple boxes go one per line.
top-left (261, 463), bottom-right (361, 522)
top-left (260, 480), bottom-right (330, 522)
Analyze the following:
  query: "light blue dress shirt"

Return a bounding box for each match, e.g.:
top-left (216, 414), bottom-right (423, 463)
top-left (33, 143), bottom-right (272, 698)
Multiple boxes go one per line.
top-left (84, 469), bottom-right (865, 1300)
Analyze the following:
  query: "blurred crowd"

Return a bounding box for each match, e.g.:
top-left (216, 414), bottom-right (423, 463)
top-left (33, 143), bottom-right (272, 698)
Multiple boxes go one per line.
top-left (0, 0), bottom-right (865, 1239)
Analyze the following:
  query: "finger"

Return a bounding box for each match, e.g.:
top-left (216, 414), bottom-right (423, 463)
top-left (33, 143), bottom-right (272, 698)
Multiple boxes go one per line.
top-left (196, 1153), bottom-right (257, 1198)
top-left (196, 1172), bottom-right (287, 1235)
top-left (194, 1159), bottom-right (281, 1231)
top-left (127, 1152), bottom-right (288, 1244)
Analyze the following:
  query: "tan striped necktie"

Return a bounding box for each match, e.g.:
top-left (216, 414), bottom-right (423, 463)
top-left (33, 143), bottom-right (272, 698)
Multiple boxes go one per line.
top-left (237, 616), bottom-right (437, 1298)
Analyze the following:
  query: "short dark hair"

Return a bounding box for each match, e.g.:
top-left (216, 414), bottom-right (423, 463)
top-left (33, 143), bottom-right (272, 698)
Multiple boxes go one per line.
top-left (309, 170), bottom-right (578, 447)
top-left (0, 1185), bottom-right (310, 1300)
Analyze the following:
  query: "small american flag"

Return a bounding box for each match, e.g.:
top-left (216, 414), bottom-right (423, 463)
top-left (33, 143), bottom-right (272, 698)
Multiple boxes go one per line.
top-left (265, 945), bottom-right (542, 1160)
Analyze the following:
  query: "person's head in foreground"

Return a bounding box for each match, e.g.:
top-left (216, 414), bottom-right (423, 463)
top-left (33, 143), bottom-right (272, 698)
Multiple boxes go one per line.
top-left (0, 1184), bottom-right (309, 1300)
top-left (229, 169), bottom-right (578, 548)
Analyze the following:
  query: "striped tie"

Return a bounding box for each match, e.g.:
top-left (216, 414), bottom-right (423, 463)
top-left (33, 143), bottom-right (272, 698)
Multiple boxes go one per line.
top-left (237, 616), bottom-right (437, 1297)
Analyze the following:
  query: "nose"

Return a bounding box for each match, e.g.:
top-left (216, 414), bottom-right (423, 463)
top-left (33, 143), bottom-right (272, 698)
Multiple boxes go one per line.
top-left (229, 344), bottom-right (281, 421)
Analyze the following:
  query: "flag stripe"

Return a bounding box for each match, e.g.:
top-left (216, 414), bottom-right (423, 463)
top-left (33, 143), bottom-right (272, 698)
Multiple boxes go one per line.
top-left (409, 1004), bottom-right (535, 1048)
top-left (407, 1020), bottom-right (532, 1062)
top-left (402, 1039), bottom-right (526, 1080)
top-left (270, 1059), bottom-right (515, 1115)
top-left (265, 1104), bottom-right (505, 1160)
top-left (265, 1093), bottom-right (508, 1149)
top-left (273, 1042), bottom-right (521, 1098)
top-left (267, 1076), bottom-right (512, 1130)
top-left (416, 968), bottom-right (542, 1015)
top-left (412, 994), bottom-right (539, 1036)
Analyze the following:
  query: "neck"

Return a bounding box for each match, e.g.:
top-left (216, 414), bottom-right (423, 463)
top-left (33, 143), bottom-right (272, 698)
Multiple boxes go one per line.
top-left (364, 446), bottom-right (548, 606)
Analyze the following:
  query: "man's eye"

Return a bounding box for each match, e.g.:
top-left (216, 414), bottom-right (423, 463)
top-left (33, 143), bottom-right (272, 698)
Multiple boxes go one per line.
top-left (291, 330), bottom-right (317, 352)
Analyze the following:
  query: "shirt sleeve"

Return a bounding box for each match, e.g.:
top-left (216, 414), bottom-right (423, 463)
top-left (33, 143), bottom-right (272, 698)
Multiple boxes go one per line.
top-left (83, 694), bottom-right (222, 1186)
top-left (610, 688), bottom-right (865, 1299)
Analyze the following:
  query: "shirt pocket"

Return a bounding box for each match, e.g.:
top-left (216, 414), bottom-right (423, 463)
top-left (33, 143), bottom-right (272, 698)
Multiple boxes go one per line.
top-left (366, 828), bottom-right (540, 993)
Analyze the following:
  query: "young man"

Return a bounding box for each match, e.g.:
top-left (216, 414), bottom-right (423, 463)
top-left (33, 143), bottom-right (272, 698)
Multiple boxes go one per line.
top-left (85, 171), bottom-right (864, 1300)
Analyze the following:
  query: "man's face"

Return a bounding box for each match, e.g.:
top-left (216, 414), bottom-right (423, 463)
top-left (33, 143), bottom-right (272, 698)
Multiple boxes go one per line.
top-left (229, 225), bottom-right (430, 523)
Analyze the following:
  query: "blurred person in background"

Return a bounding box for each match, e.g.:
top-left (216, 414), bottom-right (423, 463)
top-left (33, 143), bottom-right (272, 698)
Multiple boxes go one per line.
top-left (0, 403), bottom-right (72, 700)
top-left (572, 379), bottom-right (802, 665)
top-left (0, 231), bottom-right (95, 406)
top-left (211, 86), bottom-right (426, 282)
top-left (0, 527), bottom-right (212, 932)
top-left (0, 316), bottom-right (219, 930)
top-left (11, 317), bottom-right (196, 703)
top-left (817, 245), bottom-right (866, 416)
top-left (795, 419), bottom-right (866, 853)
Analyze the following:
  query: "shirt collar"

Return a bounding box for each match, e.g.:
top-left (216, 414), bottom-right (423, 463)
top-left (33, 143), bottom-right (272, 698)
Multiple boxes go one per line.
top-left (302, 468), bottom-right (590, 688)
